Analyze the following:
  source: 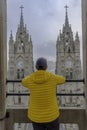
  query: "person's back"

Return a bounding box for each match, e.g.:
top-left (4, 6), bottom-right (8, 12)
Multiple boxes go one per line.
top-left (22, 57), bottom-right (65, 130)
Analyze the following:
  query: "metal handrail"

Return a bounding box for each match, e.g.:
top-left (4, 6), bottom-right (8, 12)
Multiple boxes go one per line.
top-left (6, 79), bottom-right (85, 97)
top-left (6, 92), bottom-right (85, 97)
top-left (6, 79), bottom-right (85, 83)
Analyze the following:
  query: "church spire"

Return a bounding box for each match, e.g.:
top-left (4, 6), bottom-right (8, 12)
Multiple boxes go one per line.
top-left (75, 32), bottom-right (79, 42)
top-left (20, 5), bottom-right (24, 28)
top-left (9, 30), bottom-right (13, 42)
top-left (64, 5), bottom-right (69, 26)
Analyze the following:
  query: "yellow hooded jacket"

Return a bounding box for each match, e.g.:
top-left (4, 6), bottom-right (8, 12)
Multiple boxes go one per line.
top-left (22, 70), bottom-right (65, 123)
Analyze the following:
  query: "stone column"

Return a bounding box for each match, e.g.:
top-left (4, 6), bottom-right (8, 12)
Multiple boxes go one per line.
top-left (0, 0), bottom-right (7, 130)
top-left (82, 0), bottom-right (87, 128)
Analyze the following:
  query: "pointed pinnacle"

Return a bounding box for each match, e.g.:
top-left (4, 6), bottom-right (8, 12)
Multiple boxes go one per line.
top-left (64, 5), bottom-right (69, 26)
top-left (20, 5), bottom-right (24, 27)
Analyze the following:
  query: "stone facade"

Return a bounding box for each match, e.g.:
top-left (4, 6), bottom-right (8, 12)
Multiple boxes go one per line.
top-left (7, 6), bottom-right (34, 108)
top-left (56, 6), bottom-right (84, 130)
top-left (7, 6), bottom-right (34, 130)
top-left (56, 6), bottom-right (84, 108)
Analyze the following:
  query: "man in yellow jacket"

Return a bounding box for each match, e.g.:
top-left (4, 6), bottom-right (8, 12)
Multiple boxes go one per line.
top-left (22, 57), bottom-right (65, 130)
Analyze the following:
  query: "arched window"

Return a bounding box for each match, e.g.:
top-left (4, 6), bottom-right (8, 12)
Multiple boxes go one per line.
top-left (70, 71), bottom-right (73, 79)
top-left (17, 69), bottom-right (24, 79)
top-left (17, 69), bottom-right (20, 79)
top-left (66, 71), bottom-right (69, 79)
top-left (68, 47), bottom-right (71, 53)
top-left (66, 70), bottom-right (73, 79)
top-left (21, 69), bottom-right (24, 78)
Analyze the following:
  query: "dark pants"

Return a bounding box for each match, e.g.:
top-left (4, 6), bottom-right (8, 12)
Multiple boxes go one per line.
top-left (32, 118), bottom-right (59, 130)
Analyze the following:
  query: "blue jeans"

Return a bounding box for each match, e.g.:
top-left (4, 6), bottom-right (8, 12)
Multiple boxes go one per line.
top-left (32, 118), bottom-right (59, 130)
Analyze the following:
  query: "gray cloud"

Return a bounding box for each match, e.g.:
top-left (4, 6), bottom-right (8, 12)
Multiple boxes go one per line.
top-left (34, 41), bottom-right (56, 60)
top-left (7, 0), bottom-right (82, 61)
top-left (70, 0), bottom-right (81, 7)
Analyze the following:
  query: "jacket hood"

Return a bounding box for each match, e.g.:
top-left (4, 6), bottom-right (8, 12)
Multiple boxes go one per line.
top-left (31, 70), bottom-right (51, 84)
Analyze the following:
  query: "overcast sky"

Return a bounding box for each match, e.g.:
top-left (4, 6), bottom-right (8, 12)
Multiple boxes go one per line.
top-left (7, 0), bottom-right (82, 62)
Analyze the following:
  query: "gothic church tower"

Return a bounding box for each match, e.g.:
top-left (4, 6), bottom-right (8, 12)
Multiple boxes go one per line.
top-left (56, 6), bottom-right (84, 107)
top-left (8, 6), bottom-right (34, 80)
top-left (7, 6), bottom-right (34, 107)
